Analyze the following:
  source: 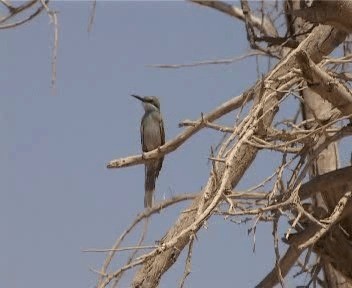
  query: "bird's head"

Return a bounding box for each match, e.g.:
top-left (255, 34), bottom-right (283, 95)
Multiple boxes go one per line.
top-left (131, 94), bottom-right (160, 112)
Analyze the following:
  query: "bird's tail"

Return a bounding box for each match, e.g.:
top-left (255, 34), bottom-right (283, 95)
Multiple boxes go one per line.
top-left (144, 163), bottom-right (157, 208)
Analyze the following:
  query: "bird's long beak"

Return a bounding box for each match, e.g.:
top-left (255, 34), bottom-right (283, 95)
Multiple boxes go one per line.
top-left (131, 94), bottom-right (145, 102)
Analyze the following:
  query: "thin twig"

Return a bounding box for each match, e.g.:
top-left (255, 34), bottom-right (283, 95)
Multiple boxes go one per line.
top-left (178, 236), bottom-right (195, 288)
top-left (97, 193), bottom-right (198, 285)
top-left (88, 0), bottom-right (96, 33)
top-left (149, 52), bottom-right (267, 68)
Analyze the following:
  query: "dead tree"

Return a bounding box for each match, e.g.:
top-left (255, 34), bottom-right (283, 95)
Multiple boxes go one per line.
top-left (101, 1), bottom-right (352, 287)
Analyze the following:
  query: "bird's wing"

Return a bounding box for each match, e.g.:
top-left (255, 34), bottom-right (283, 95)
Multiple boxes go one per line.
top-left (159, 115), bottom-right (165, 146)
top-left (140, 119), bottom-right (148, 152)
top-left (155, 115), bottom-right (165, 177)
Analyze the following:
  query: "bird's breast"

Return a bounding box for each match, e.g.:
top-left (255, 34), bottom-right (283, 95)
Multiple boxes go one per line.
top-left (142, 112), bottom-right (163, 151)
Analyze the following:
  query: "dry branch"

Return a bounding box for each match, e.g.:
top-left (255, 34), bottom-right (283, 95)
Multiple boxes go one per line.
top-left (256, 166), bottom-right (352, 287)
top-left (97, 193), bottom-right (197, 286)
top-left (292, 0), bottom-right (352, 33)
top-left (299, 166), bottom-right (352, 201)
top-left (296, 50), bottom-right (352, 117)
top-left (256, 224), bottom-right (320, 288)
top-left (126, 25), bottom-right (347, 288)
top-left (190, 0), bottom-right (277, 37)
top-left (0, 0), bottom-right (47, 29)
top-left (148, 51), bottom-right (269, 69)
top-left (299, 191), bottom-right (352, 250)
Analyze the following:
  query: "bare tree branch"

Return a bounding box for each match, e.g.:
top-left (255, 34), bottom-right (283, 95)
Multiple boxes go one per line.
top-left (296, 50), bottom-right (352, 117)
top-left (292, 0), bottom-right (352, 33)
top-left (190, 0), bottom-right (277, 37)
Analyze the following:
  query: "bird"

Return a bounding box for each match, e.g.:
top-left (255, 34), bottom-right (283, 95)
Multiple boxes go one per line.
top-left (131, 94), bottom-right (165, 208)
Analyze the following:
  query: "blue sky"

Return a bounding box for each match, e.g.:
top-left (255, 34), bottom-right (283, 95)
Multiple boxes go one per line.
top-left (2, 2), bottom-right (351, 288)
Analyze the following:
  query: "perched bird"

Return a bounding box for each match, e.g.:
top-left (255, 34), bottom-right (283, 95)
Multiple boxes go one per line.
top-left (131, 94), bottom-right (165, 208)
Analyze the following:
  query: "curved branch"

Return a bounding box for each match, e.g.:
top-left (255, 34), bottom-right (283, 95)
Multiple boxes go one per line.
top-left (0, 0), bottom-right (47, 30)
top-left (292, 0), bottom-right (352, 33)
top-left (190, 0), bottom-right (277, 37)
top-left (97, 193), bottom-right (198, 286)
top-left (0, 0), bottom-right (38, 24)
top-left (257, 166), bottom-right (352, 287)
top-left (299, 166), bottom-right (352, 201)
top-left (256, 224), bottom-right (319, 288)
top-left (296, 51), bottom-right (352, 117)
